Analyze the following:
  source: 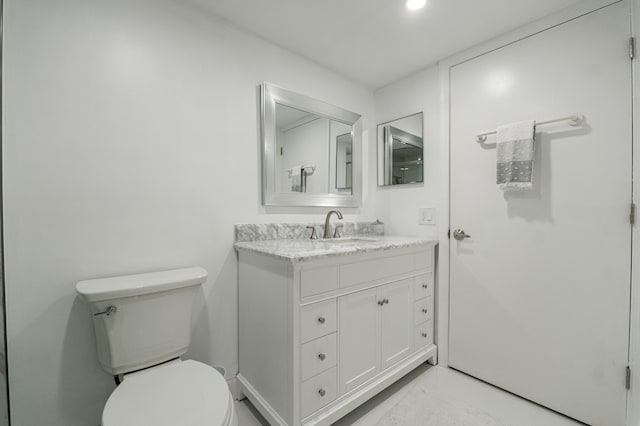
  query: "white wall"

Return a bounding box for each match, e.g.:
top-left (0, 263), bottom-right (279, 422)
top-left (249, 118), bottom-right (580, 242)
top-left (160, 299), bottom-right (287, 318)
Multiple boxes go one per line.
top-left (3, 0), bottom-right (374, 424)
top-left (373, 66), bottom-right (441, 239)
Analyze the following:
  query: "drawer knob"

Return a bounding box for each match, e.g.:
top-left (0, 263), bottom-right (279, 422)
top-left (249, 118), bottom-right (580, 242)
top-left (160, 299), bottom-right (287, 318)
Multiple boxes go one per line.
top-left (422, 284), bottom-right (428, 289)
top-left (318, 388), bottom-right (326, 397)
top-left (422, 308), bottom-right (428, 314)
top-left (317, 316), bottom-right (326, 324)
top-left (422, 332), bottom-right (428, 338)
top-left (318, 353), bottom-right (326, 361)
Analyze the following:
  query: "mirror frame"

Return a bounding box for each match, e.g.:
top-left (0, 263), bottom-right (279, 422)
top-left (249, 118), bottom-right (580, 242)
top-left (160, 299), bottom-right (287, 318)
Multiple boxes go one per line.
top-left (261, 82), bottom-right (362, 207)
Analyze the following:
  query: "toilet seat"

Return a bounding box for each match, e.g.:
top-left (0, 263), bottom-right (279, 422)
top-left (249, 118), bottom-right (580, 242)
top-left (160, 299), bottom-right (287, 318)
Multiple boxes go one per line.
top-left (102, 360), bottom-right (235, 426)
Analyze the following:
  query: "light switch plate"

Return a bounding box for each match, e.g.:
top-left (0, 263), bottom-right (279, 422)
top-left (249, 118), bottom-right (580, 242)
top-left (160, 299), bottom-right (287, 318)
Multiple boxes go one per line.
top-left (418, 208), bottom-right (436, 225)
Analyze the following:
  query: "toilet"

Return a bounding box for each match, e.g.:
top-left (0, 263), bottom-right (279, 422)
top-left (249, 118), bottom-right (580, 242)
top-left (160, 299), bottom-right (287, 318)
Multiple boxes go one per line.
top-left (76, 267), bottom-right (237, 426)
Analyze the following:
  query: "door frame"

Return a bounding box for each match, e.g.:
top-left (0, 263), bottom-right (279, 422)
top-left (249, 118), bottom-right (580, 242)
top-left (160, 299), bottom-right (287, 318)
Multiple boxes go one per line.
top-left (436, 0), bottom-right (638, 424)
top-left (629, 1), bottom-right (640, 424)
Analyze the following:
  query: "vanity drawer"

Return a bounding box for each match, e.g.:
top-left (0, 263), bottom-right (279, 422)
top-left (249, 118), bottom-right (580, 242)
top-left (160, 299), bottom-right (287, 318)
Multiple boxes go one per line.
top-left (414, 273), bottom-right (433, 300)
top-left (415, 320), bottom-right (433, 348)
top-left (339, 254), bottom-right (414, 288)
top-left (301, 266), bottom-right (339, 298)
top-left (301, 299), bottom-right (337, 343)
top-left (301, 333), bottom-right (337, 381)
top-left (301, 367), bottom-right (337, 418)
top-left (414, 297), bottom-right (432, 325)
top-left (415, 250), bottom-right (433, 270)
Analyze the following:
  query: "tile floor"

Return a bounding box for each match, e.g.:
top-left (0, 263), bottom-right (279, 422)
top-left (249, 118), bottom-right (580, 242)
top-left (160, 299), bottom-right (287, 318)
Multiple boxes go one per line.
top-left (234, 364), bottom-right (585, 425)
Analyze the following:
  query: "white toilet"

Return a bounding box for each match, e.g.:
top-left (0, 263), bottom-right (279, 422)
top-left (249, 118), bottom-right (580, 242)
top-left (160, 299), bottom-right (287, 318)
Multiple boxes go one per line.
top-left (76, 267), bottom-right (238, 426)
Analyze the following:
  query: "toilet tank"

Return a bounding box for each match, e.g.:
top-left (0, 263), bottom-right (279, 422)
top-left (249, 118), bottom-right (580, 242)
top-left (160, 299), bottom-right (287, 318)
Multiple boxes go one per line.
top-left (76, 267), bottom-right (207, 375)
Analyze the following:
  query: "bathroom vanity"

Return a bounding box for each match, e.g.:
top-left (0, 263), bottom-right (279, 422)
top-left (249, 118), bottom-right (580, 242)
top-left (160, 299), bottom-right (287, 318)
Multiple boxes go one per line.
top-left (235, 234), bottom-right (437, 426)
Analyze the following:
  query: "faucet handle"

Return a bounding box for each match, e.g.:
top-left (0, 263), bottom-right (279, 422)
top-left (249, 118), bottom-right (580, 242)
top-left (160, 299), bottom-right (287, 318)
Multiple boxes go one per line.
top-left (306, 226), bottom-right (318, 240)
top-left (333, 224), bottom-right (344, 238)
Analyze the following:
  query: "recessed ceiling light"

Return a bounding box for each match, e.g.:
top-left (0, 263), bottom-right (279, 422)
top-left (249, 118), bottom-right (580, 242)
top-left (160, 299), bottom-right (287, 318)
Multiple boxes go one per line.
top-left (406, 0), bottom-right (426, 11)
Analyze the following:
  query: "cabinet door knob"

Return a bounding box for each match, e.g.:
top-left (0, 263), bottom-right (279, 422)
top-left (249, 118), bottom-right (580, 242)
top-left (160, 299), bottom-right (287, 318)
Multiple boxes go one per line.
top-left (422, 332), bottom-right (428, 338)
top-left (318, 388), bottom-right (326, 397)
top-left (422, 284), bottom-right (428, 289)
top-left (317, 316), bottom-right (326, 324)
top-left (318, 353), bottom-right (326, 361)
top-left (384, 298), bottom-right (389, 305)
top-left (378, 299), bottom-right (385, 306)
top-left (422, 308), bottom-right (428, 314)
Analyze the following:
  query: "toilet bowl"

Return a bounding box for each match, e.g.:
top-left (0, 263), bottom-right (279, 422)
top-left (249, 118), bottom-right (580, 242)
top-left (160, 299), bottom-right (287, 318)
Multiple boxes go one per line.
top-left (102, 360), bottom-right (237, 426)
top-left (75, 267), bottom-right (236, 426)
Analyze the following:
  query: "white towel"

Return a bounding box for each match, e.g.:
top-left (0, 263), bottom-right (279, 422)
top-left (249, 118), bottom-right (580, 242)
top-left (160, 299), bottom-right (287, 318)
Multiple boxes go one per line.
top-left (496, 120), bottom-right (536, 190)
top-left (289, 165), bottom-right (302, 192)
top-left (289, 165), bottom-right (301, 177)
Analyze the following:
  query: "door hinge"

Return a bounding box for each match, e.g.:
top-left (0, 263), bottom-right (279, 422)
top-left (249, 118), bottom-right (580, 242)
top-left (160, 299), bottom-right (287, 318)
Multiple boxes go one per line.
top-left (631, 203), bottom-right (636, 225)
top-left (630, 37), bottom-right (636, 60)
top-left (626, 366), bottom-right (631, 390)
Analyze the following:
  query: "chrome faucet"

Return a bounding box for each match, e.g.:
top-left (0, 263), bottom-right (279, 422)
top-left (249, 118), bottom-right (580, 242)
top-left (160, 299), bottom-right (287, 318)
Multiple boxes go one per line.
top-left (323, 210), bottom-right (343, 239)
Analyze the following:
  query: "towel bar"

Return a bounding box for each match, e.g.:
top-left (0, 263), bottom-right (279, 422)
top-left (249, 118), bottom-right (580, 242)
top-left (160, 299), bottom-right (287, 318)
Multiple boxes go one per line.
top-left (476, 114), bottom-right (584, 143)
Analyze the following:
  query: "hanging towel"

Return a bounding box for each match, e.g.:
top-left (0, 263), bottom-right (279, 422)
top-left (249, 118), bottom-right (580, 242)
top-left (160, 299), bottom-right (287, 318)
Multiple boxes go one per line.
top-left (496, 120), bottom-right (536, 190)
top-left (289, 165), bottom-right (303, 192)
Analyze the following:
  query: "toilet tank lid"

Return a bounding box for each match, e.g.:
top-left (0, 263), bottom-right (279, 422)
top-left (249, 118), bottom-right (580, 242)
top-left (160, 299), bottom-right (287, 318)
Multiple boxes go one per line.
top-left (76, 267), bottom-right (207, 302)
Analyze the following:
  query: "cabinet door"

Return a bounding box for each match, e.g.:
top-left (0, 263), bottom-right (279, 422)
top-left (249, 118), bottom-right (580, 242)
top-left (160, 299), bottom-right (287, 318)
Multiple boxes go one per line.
top-left (380, 279), bottom-right (413, 370)
top-left (339, 287), bottom-right (380, 394)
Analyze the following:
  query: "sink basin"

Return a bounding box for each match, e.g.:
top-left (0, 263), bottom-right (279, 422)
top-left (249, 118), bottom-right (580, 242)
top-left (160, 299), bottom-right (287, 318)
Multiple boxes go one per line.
top-left (316, 238), bottom-right (378, 245)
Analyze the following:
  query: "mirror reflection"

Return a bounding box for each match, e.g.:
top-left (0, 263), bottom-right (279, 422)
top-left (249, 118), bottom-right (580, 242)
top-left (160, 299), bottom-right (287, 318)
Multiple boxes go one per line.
top-left (262, 83), bottom-right (362, 207)
top-left (377, 112), bottom-right (424, 186)
top-left (335, 133), bottom-right (352, 190)
top-left (274, 104), bottom-right (353, 194)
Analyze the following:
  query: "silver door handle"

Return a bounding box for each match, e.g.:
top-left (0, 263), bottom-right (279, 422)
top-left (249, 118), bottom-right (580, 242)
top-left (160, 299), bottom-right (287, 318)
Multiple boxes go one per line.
top-left (453, 229), bottom-right (471, 241)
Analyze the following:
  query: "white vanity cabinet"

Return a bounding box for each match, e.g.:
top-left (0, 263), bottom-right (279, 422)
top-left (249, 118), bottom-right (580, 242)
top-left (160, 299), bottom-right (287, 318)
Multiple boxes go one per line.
top-left (237, 242), bottom-right (437, 426)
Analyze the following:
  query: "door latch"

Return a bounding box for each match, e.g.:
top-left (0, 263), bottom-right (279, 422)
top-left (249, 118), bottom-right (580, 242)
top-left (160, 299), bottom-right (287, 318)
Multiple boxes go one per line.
top-left (452, 229), bottom-right (471, 241)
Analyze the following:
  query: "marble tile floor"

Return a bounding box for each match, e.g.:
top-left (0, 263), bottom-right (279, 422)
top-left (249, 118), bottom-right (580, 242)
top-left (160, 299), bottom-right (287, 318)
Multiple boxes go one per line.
top-left (234, 364), bottom-right (585, 426)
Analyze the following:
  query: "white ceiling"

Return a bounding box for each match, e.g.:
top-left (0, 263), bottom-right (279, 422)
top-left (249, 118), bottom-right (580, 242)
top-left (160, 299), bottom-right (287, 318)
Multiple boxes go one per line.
top-left (185, 0), bottom-right (585, 88)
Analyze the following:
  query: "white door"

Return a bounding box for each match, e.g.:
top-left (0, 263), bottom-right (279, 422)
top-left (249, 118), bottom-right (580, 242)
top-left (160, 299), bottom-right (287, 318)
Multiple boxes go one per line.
top-left (339, 287), bottom-right (380, 393)
top-left (380, 279), bottom-right (413, 369)
top-left (449, 4), bottom-right (631, 426)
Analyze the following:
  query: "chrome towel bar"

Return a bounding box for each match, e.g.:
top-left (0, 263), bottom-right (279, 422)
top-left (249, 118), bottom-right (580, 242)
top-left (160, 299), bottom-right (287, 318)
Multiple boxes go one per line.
top-left (476, 114), bottom-right (584, 143)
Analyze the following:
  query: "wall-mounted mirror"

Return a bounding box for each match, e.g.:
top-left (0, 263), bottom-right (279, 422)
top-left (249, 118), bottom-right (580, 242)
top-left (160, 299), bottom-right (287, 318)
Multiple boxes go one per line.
top-left (262, 83), bottom-right (362, 207)
top-left (377, 112), bottom-right (423, 186)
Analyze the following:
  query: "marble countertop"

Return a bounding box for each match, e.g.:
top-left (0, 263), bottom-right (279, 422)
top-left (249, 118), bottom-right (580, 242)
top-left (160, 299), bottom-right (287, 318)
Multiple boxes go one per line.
top-left (234, 235), bottom-right (438, 262)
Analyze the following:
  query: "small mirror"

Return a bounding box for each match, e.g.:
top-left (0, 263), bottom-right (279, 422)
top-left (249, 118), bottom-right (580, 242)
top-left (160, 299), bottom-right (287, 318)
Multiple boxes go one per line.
top-left (262, 83), bottom-right (362, 207)
top-left (377, 113), bottom-right (424, 186)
